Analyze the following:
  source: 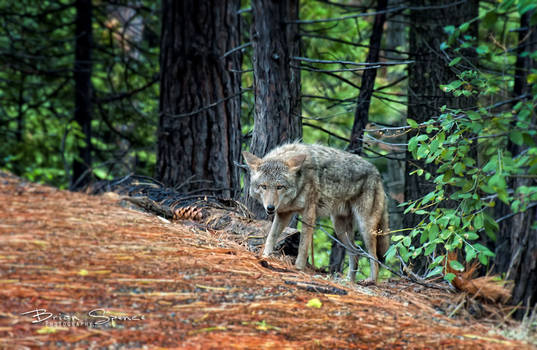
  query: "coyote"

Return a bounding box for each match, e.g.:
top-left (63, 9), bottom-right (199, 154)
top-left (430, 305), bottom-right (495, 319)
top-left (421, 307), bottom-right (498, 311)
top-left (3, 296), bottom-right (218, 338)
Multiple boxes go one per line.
top-left (243, 143), bottom-right (390, 283)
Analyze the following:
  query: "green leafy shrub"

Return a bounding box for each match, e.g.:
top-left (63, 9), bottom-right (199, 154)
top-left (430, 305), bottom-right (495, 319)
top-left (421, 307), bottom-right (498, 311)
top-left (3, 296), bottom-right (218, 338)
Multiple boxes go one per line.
top-left (387, 2), bottom-right (537, 282)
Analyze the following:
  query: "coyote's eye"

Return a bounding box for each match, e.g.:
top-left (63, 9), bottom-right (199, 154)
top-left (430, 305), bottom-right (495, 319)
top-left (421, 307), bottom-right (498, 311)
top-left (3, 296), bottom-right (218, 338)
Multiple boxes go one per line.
top-left (276, 185), bottom-right (285, 190)
top-left (259, 184), bottom-right (267, 190)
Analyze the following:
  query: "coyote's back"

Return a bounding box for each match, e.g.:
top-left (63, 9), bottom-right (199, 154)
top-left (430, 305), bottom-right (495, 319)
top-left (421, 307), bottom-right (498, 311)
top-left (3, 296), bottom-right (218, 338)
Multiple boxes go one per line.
top-left (243, 143), bottom-right (390, 282)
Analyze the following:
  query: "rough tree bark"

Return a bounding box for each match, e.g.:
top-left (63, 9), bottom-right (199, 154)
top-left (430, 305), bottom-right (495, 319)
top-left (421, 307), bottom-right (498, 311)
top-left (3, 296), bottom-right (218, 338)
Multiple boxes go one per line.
top-left (383, 0), bottom-right (406, 234)
top-left (330, 0), bottom-right (388, 274)
top-left (244, 0), bottom-right (302, 217)
top-left (71, 0), bottom-right (93, 190)
top-left (494, 11), bottom-right (537, 318)
top-left (405, 0), bottom-right (478, 274)
top-left (405, 0), bottom-right (478, 232)
top-left (156, 0), bottom-right (242, 198)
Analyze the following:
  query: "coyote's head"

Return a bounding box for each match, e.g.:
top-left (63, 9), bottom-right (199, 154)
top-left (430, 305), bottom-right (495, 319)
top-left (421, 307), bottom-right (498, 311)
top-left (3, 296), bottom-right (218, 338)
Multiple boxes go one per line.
top-left (242, 151), bottom-right (306, 215)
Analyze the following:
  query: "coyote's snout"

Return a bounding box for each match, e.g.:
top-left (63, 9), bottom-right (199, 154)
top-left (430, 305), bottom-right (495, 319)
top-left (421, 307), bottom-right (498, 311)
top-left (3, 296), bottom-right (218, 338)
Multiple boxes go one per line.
top-left (243, 143), bottom-right (390, 283)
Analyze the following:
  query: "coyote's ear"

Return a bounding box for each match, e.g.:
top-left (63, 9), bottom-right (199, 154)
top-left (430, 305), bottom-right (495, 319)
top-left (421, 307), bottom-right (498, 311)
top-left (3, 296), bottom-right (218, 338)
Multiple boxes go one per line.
top-left (286, 154), bottom-right (306, 173)
top-left (242, 151), bottom-right (261, 171)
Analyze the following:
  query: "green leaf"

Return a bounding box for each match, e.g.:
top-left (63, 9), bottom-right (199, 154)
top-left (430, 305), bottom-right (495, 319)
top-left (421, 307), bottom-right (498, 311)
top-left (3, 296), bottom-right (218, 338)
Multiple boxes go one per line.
top-left (459, 22), bottom-right (470, 33)
top-left (424, 243), bottom-right (437, 256)
top-left (448, 57), bottom-right (462, 67)
top-left (474, 243), bottom-right (495, 257)
top-left (476, 45), bottom-right (489, 55)
top-left (527, 73), bottom-right (537, 84)
top-left (408, 137), bottom-right (419, 152)
top-left (466, 110), bottom-right (481, 121)
top-left (441, 80), bottom-right (463, 92)
top-left (524, 133), bottom-right (536, 147)
top-left (416, 144), bottom-right (429, 159)
top-left (415, 134), bottom-right (429, 142)
top-left (425, 266), bottom-right (443, 279)
top-left (385, 245), bottom-right (397, 262)
top-left (432, 255), bottom-right (445, 266)
top-left (473, 213), bottom-right (484, 230)
top-left (429, 138), bottom-right (440, 154)
top-left (509, 130), bottom-right (524, 146)
top-left (489, 173), bottom-right (506, 191)
top-left (399, 245), bottom-right (409, 263)
top-left (483, 213), bottom-right (498, 241)
top-left (449, 260), bottom-right (465, 272)
top-left (529, 163), bottom-right (537, 175)
top-left (482, 156), bottom-right (498, 173)
top-left (444, 25), bottom-right (456, 34)
top-left (499, 0), bottom-right (516, 12)
top-left (465, 245), bottom-right (477, 262)
top-left (422, 191), bottom-right (436, 205)
top-left (407, 118), bottom-right (418, 128)
top-left (519, 2), bottom-right (537, 15)
top-left (464, 231), bottom-right (479, 240)
top-left (453, 162), bottom-right (465, 175)
top-left (420, 229), bottom-right (428, 244)
top-left (444, 273), bottom-right (456, 283)
top-left (428, 224), bottom-right (439, 241)
top-left (392, 235), bottom-right (405, 242)
top-left (440, 229), bottom-right (452, 240)
top-left (306, 298), bottom-right (322, 308)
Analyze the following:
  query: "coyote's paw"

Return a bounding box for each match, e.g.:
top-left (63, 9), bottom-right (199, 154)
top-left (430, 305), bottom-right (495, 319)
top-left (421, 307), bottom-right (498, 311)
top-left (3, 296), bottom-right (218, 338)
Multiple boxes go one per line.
top-left (294, 257), bottom-right (307, 270)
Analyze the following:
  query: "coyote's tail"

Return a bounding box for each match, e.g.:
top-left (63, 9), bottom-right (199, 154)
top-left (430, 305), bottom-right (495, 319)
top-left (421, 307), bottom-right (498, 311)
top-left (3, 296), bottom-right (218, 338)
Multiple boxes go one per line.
top-left (377, 194), bottom-right (391, 263)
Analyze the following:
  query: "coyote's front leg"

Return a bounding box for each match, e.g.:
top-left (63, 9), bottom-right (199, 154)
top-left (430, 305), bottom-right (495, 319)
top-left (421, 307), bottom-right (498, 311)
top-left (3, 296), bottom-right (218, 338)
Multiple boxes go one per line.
top-left (295, 200), bottom-right (317, 270)
top-left (262, 211), bottom-right (294, 257)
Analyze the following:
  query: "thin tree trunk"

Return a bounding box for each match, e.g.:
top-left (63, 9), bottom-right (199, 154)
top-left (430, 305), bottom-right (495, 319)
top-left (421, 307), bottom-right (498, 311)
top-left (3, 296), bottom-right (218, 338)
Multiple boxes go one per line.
top-left (330, 0), bottom-right (388, 274)
top-left (71, 0), bottom-right (93, 190)
top-left (156, 0), bottom-right (242, 198)
top-left (16, 75), bottom-right (25, 142)
top-left (245, 0), bottom-right (302, 218)
top-left (494, 10), bottom-right (537, 319)
top-left (348, 0), bottom-right (387, 154)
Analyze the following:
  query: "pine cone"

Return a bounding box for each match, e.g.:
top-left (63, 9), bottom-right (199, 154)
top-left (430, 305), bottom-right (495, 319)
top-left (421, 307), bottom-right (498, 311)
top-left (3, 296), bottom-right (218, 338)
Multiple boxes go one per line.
top-left (173, 206), bottom-right (206, 221)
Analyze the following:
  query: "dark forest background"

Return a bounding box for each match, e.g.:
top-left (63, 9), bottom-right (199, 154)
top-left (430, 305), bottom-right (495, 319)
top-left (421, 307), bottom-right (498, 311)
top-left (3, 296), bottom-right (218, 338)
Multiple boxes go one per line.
top-left (1, 0), bottom-right (536, 318)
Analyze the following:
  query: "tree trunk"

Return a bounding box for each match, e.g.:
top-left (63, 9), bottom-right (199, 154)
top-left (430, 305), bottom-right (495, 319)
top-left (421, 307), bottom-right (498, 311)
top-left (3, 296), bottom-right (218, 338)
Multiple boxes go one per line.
top-left (156, 0), bottom-right (242, 198)
top-left (348, 0), bottom-right (387, 154)
top-left (71, 0), bottom-right (93, 190)
top-left (405, 0), bottom-right (478, 229)
top-left (245, 0), bottom-right (302, 217)
top-left (494, 10), bottom-right (537, 319)
top-left (383, 0), bottom-right (407, 235)
top-left (331, 0), bottom-right (388, 274)
top-left (16, 76), bottom-right (25, 143)
top-left (405, 0), bottom-right (478, 273)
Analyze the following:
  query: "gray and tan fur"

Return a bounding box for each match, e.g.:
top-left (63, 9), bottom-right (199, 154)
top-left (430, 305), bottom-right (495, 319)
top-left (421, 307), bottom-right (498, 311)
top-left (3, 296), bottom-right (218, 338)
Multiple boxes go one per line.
top-left (243, 143), bottom-right (390, 283)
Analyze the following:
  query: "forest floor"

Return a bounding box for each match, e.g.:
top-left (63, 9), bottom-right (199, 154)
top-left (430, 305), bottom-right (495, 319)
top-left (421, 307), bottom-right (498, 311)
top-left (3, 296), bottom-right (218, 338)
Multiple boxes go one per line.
top-left (0, 172), bottom-right (535, 349)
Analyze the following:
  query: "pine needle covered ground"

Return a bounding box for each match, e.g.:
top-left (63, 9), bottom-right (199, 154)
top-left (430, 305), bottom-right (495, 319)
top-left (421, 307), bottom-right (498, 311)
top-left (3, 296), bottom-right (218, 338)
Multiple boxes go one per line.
top-left (0, 173), bottom-right (534, 349)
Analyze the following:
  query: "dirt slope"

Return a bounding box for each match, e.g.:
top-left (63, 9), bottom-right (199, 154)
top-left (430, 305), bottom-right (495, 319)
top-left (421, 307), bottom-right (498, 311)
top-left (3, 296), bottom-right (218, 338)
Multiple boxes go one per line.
top-left (0, 173), bottom-right (533, 349)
